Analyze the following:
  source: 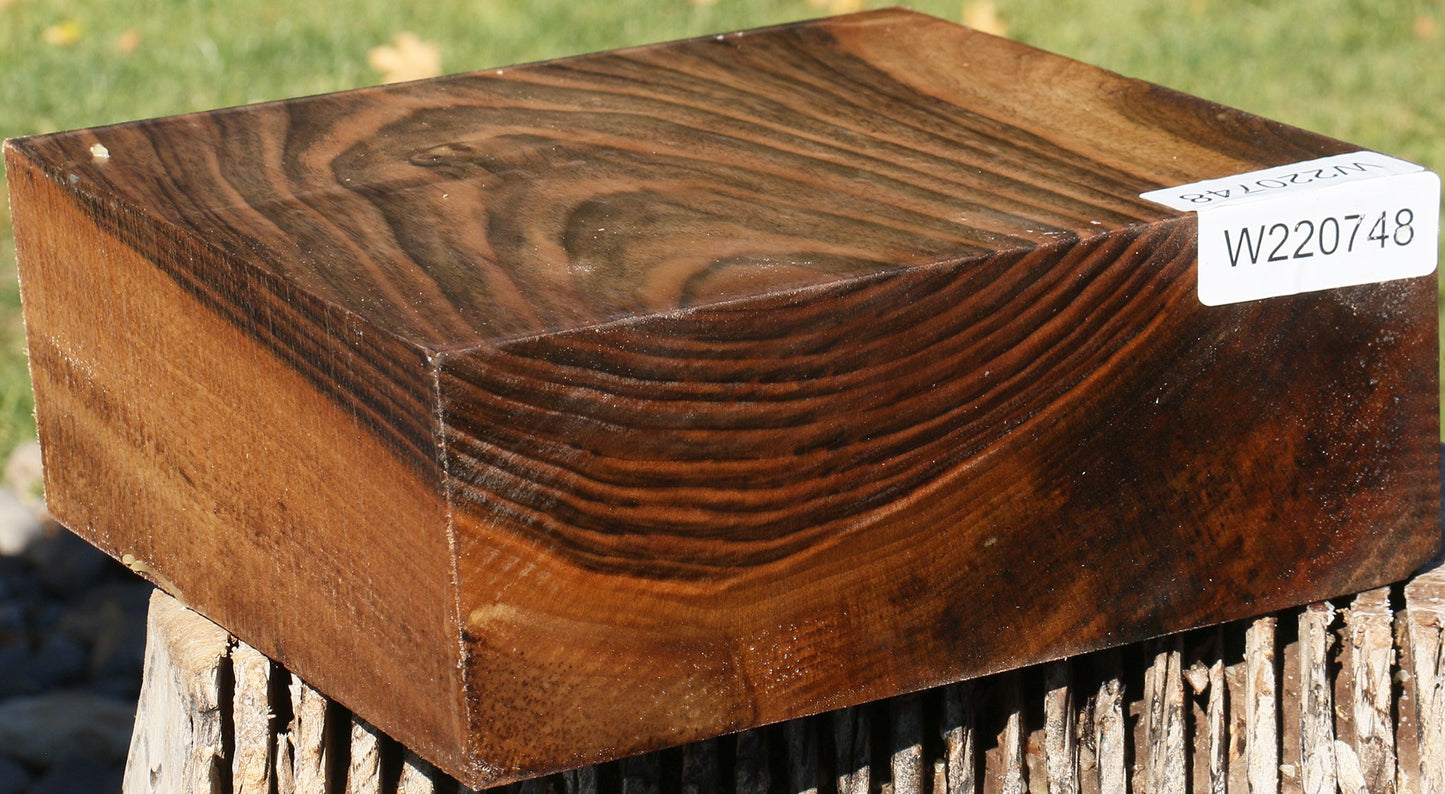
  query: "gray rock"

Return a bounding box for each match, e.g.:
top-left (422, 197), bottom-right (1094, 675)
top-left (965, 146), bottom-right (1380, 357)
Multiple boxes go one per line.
top-left (28, 632), bottom-right (88, 689)
top-left (86, 672), bottom-right (144, 701)
top-left (0, 691), bottom-right (135, 766)
top-left (24, 529), bottom-right (111, 595)
top-left (65, 581), bottom-right (155, 626)
top-left (31, 600), bottom-right (63, 634)
top-left (90, 612), bottom-right (147, 682)
top-left (27, 758), bottom-right (123, 794)
top-left (0, 554), bottom-right (29, 597)
top-left (2, 442), bottom-right (44, 509)
top-left (57, 592), bottom-right (126, 644)
top-left (0, 488), bottom-right (44, 556)
top-left (59, 582), bottom-right (154, 680)
top-left (0, 600), bottom-right (23, 639)
top-left (0, 642), bottom-right (33, 699)
top-left (0, 755), bottom-right (32, 794)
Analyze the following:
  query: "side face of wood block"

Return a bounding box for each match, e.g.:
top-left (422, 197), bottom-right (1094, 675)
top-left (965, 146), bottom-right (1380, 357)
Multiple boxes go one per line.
top-left (6, 9), bottom-right (1438, 786)
top-left (5, 155), bottom-right (470, 771)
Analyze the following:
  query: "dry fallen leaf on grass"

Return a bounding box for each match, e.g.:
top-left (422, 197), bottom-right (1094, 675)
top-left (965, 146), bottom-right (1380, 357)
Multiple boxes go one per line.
top-left (368, 32), bottom-right (442, 84)
top-left (962, 1), bottom-right (1008, 37)
top-left (807, 0), bottom-right (864, 12)
top-left (42, 19), bottom-right (83, 47)
top-left (115, 29), bottom-right (141, 54)
top-left (1416, 13), bottom-right (1437, 40)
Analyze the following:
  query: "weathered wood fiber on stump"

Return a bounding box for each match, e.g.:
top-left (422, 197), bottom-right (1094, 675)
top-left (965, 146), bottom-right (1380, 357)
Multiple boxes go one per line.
top-left (10, 7), bottom-right (1438, 786)
top-left (122, 590), bottom-right (229, 794)
top-left (126, 562), bottom-right (1445, 793)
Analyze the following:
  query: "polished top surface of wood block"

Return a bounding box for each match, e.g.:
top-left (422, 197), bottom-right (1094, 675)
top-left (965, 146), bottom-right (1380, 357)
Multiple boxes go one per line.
top-left (10, 7), bottom-right (1351, 348)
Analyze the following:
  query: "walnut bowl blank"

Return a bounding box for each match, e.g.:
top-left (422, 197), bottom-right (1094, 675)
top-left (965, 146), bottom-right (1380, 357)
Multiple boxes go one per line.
top-left (6, 8), bottom-right (1438, 787)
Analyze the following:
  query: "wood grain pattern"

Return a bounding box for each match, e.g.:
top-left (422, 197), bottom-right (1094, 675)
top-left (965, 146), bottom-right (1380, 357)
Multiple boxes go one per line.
top-left (9, 7), bottom-right (1438, 787)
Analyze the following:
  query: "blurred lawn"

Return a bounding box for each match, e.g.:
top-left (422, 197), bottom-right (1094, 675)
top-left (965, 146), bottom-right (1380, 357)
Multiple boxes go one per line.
top-left (1, 0), bottom-right (1442, 458)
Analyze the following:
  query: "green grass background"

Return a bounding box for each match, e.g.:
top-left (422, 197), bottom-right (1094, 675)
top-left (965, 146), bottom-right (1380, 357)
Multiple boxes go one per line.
top-left (1, 0), bottom-right (1442, 458)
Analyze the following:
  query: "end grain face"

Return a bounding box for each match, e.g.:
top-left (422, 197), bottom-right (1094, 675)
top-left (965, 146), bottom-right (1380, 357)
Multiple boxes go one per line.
top-left (6, 7), bottom-right (1439, 787)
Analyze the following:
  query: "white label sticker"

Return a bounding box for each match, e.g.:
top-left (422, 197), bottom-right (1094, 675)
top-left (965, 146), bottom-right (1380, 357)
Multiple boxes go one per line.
top-left (1141, 152), bottom-right (1440, 306)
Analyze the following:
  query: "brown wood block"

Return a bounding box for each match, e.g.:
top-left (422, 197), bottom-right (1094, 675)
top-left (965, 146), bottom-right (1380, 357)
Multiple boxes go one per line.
top-left (7, 8), bottom-right (1438, 788)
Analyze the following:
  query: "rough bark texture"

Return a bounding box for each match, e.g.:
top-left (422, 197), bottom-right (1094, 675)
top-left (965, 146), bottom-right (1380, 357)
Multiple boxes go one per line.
top-left (232, 642), bottom-right (275, 794)
top-left (1344, 588), bottom-right (1397, 794)
top-left (1245, 618), bottom-right (1279, 794)
top-left (1405, 565), bottom-right (1445, 794)
top-left (346, 720), bottom-right (383, 794)
top-left (121, 591), bottom-right (229, 794)
top-left (1139, 639), bottom-right (1186, 794)
top-left (1044, 662), bottom-right (1079, 794)
top-left (1298, 604), bottom-right (1336, 794)
top-left (125, 557), bottom-right (1445, 794)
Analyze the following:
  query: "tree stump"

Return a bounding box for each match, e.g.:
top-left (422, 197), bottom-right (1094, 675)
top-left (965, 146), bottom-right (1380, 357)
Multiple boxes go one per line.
top-left (125, 556), bottom-right (1445, 794)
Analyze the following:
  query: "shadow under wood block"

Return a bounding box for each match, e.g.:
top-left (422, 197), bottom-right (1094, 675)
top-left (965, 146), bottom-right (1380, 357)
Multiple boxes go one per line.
top-left (5, 7), bottom-right (1439, 788)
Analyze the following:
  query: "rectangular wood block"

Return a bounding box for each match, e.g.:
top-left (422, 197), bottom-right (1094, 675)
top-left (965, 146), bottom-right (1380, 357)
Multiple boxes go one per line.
top-left (5, 9), bottom-right (1439, 788)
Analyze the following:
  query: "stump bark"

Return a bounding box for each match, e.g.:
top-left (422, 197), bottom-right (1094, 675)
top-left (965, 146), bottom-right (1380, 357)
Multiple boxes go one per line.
top-left (126, 558), bottom-right (1445, 794)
